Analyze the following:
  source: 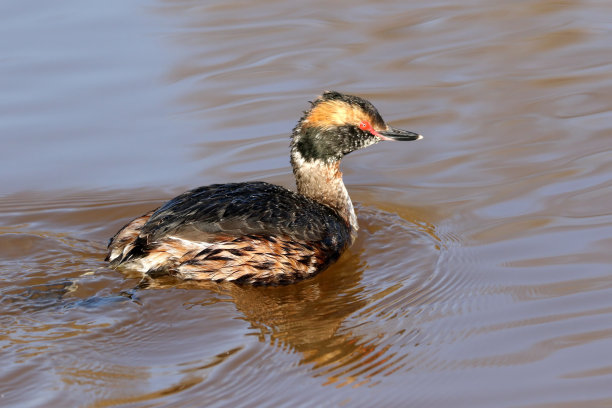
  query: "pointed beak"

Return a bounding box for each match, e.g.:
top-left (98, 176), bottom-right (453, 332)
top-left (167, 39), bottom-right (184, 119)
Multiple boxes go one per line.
top-left (378, 126), bottom-right (423, 141)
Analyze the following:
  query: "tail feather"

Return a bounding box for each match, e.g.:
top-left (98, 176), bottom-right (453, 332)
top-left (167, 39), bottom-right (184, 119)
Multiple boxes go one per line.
top-left (106, 210), bottom-right (156, 266)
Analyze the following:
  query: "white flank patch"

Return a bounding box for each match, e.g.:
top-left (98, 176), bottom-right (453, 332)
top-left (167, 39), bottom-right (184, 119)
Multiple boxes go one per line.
top-left (167, 236), bottom-right (213, 252)
top-left (122, 236), bottom-right (213, 273)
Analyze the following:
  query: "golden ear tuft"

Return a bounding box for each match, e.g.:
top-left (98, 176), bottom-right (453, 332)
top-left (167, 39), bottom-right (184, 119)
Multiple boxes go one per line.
top-left (305, 100), bottom-right (363, 128)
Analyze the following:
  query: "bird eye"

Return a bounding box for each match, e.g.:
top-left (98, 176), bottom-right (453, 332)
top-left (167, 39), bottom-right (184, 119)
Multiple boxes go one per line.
top-left (359, 120), bottom-right (384, 139)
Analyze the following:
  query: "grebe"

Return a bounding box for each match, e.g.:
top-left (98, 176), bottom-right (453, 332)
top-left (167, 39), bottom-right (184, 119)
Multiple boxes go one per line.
top-left (106, 91), bottom-right (422, 284)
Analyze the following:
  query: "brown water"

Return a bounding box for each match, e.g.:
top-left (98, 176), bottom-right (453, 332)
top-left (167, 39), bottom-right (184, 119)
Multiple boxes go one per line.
top-left (1, 0), bottom-right (612, 406)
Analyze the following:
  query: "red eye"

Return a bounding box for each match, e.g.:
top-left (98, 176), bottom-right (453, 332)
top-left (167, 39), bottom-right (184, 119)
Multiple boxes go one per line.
top-left (359, 120), bottom-right (383, 138)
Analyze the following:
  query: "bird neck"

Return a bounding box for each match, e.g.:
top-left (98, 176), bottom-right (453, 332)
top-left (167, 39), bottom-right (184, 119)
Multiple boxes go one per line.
top-left (290, 151), bottom-right (358, 238)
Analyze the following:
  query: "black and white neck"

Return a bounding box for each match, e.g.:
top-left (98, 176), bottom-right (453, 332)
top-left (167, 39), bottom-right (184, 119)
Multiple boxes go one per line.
top-left (289, 91), bottom-right (423, 240)
top-left (290, 147), bottom-right (358, 238)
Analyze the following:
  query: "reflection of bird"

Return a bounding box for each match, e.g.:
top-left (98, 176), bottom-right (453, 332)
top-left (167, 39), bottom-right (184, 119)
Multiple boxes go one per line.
top-left (106, 91), bottom-right (422, 284)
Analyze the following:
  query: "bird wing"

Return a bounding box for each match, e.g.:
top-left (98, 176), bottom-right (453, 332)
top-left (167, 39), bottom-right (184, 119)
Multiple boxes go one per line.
top-left (139, 182), bottom-right (350, 246)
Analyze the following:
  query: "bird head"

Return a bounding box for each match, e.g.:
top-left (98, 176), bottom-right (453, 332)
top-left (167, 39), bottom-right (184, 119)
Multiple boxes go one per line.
top-left (290, 91), bottom-right (422, 164)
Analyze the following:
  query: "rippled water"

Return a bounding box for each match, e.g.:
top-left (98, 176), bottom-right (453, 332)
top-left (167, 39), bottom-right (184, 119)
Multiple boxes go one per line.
top-left (2, 0), bottom-right (612, 407)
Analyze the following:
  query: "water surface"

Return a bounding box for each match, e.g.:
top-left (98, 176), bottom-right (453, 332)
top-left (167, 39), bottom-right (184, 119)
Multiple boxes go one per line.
top-left (1, 0), bottom-right (612, 407)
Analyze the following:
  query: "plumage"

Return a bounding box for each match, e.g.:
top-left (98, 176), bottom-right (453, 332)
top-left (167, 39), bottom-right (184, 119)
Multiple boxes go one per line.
top-left (106, 91), bottom-right (422, 284)
top-left (141, 182), bottom-right (349, 245)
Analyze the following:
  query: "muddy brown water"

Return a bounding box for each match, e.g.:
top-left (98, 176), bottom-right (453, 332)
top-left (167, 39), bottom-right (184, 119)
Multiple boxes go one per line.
top-left (1, 0), bottom-right (612, 407)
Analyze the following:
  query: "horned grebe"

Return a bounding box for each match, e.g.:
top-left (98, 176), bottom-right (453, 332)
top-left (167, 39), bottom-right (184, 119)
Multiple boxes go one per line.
top-left (106, 91), bottom-right (422, 284)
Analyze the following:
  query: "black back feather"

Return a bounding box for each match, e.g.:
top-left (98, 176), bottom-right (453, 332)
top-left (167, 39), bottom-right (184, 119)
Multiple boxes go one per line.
top-left (139, 182), bottom-right (351, 252)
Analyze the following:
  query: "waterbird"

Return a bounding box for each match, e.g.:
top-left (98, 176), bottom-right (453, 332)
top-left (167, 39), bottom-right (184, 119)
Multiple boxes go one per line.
top-left (106, 91), bottom-right (422, 284)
